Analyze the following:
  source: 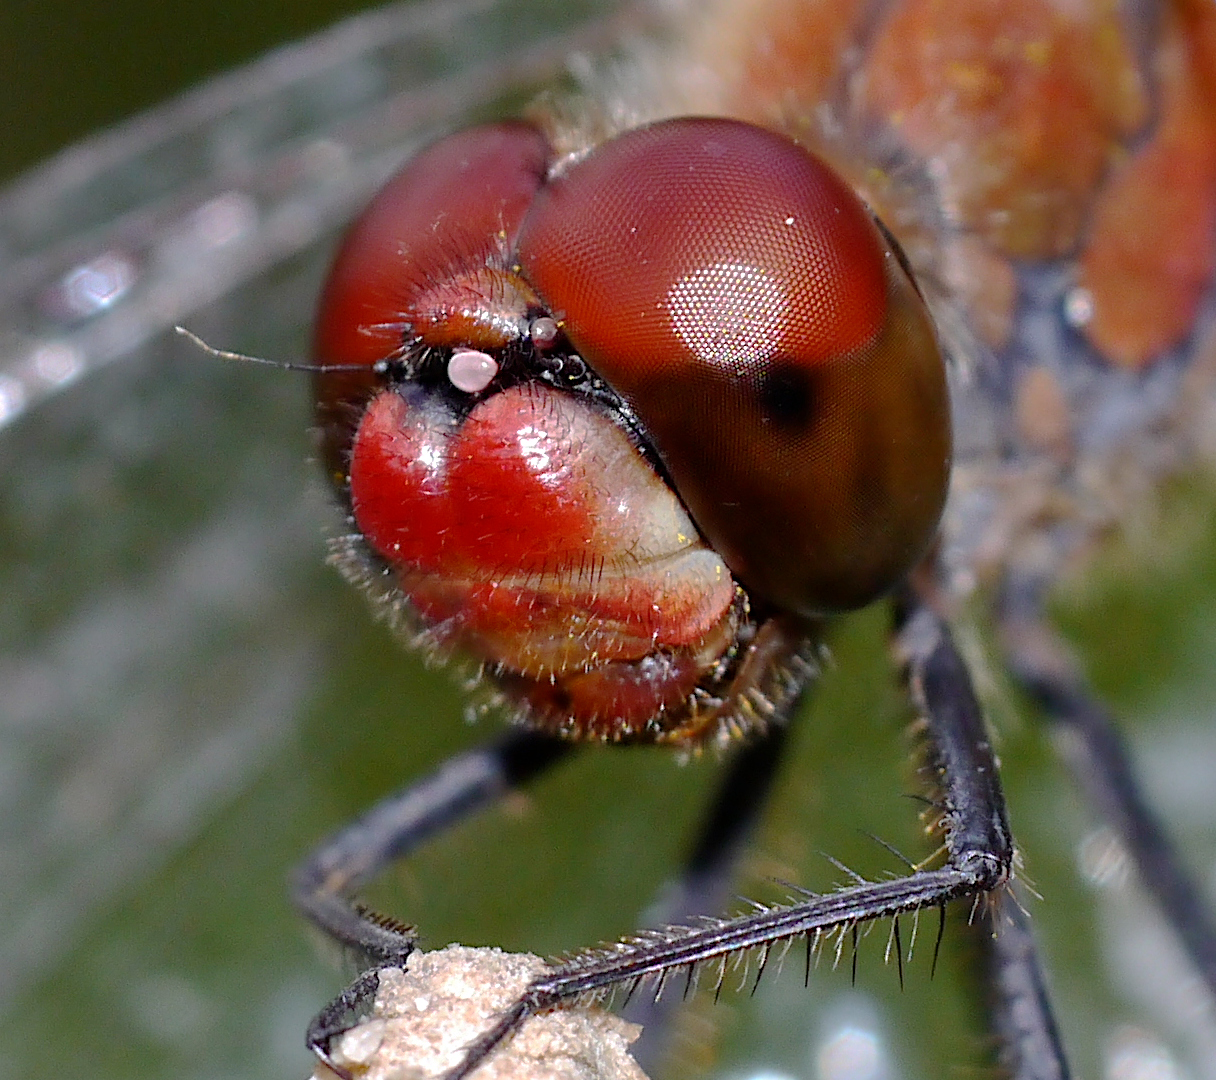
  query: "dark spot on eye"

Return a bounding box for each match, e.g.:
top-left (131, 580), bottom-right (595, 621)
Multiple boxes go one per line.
top-left (758, 361), bottom-right (815, 427)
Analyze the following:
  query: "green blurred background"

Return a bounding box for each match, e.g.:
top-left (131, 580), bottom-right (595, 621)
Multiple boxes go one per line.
top-left (2, 4), bottom-right (1216, 1080)
top-left (0, 0), bottom-right (375, 184)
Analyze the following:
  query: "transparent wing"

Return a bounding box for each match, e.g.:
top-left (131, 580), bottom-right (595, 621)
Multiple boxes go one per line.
top-left (0, 0), bottom-right (633, 428)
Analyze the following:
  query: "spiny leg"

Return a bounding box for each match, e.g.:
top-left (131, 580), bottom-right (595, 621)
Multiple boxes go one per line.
top-left (440, 590), bottom-right (1061, 1080)
top-left (622, 617), bottom-right (822, 1068)
top-left (295, 617), bottom-right (819, 1073)
top-left (900, 588), bottom-right (1070, 1079)
top-left (625, 720), bottom-right (795, 1073)
top-left (292, 730), bottom-right (572, 1067)
top-left (999, 572), bottom-right (1216, 999)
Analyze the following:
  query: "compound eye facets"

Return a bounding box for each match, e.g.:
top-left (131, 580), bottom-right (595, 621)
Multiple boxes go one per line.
top-left (517, 118), bottom-right (951, 615)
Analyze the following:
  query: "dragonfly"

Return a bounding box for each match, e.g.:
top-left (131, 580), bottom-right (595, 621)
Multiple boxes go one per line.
top-left (3, 2), bottom-right (1216, 1079)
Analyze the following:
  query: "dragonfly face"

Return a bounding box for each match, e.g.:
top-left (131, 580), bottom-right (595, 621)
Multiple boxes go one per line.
top-left (314, 116), bottom-right (951, 747)
top-left (3, 2), bottom-right (1216, 1080)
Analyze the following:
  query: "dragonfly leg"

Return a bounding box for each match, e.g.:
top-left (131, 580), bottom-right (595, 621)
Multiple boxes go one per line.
top-left (291, 730), bottom-right (573, 1070)
top-left (437, 590), bottom-right (1059, 1079)
top-left (999, 574), bottom-right (1216, 999)
top-left (625, 719), bottom-right (796, 1073)
top-left (898, 587), bottom-right (1071, 1079)
top-left (980, 888), bottom-right (1073, 1080)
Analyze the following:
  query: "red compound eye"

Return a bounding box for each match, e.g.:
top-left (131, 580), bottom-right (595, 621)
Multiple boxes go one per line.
top-left (517, 118), bottom-right (950, 615)
top-left (313, 121), bottom-right (550, 477)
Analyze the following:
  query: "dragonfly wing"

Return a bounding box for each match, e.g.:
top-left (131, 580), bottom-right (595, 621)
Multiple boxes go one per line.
top-left (0, 0), bottom-right (633, 430)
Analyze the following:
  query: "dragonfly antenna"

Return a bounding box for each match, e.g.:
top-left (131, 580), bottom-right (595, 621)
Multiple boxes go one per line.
top-left (175, 326), bottom-right (354, 374)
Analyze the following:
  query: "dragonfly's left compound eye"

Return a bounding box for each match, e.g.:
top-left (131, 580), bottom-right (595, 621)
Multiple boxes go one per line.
top-left (517, 118), bottom-right (951, 616)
